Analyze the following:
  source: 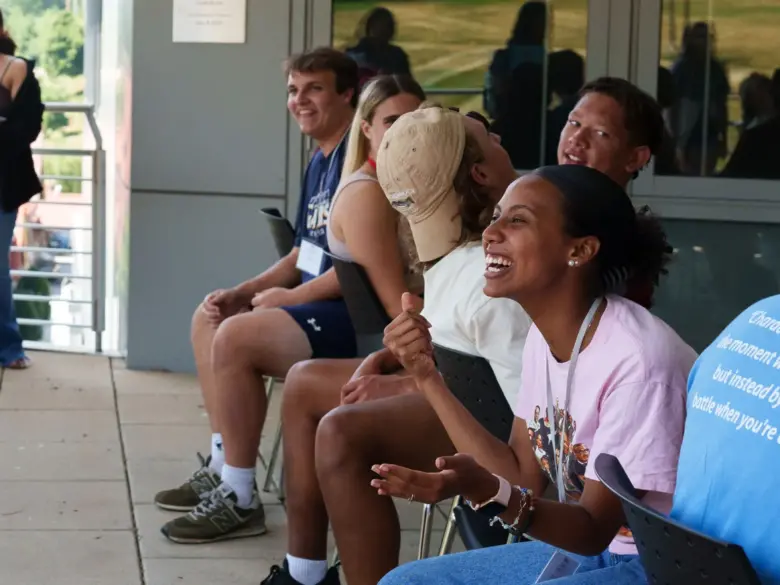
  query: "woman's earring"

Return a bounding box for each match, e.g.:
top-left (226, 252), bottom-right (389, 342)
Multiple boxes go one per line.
top-left (568, 259), bottom-right (578, 267)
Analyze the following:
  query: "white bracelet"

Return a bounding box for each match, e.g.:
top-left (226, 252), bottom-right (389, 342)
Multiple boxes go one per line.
top-left (489, 486), bottom-right (534, 534)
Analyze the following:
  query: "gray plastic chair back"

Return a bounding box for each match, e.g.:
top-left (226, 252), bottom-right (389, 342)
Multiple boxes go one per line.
top-left (326, 251), bottom-right (390, 357)
top-left (595, 453), bottom-right (761, 585)
top-left (260, 207), bottom-right (295, 258)
top-left (432, 343), bottom-right (515, 550)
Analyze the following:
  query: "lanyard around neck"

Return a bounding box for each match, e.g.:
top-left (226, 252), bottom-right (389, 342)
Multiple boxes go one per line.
top-left (318, 130), bottom-right (349, 194)
top-left (545, 297), bottom-right (602, 503)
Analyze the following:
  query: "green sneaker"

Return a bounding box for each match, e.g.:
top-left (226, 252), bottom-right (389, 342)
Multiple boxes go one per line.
top-left (160, 482), bottom-right (267, 544)
top-left (154, 453), bottom-right (221, 512)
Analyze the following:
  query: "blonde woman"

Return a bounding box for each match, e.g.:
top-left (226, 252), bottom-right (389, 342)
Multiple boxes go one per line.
top-left (157, 73), bottom-right (426, 545)
top-left (327, 74), bottom-right (426, 316)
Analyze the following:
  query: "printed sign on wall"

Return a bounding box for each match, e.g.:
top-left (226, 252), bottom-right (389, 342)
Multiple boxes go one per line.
top-left (173, 0), bottom-right (247, 44)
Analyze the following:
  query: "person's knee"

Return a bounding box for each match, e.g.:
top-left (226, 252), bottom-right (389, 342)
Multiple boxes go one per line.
top-left (211, 313), bottom-right (254, 368)
top-left (282, 360), bottom-right (319, 416)
top-left (190, 303), bottom-right (211, 342)
top-left (315, 406), bottom-right (367, 477)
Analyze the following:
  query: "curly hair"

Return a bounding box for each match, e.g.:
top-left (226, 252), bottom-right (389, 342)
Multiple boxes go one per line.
top-left (622, 206), bottom-right (673, 309)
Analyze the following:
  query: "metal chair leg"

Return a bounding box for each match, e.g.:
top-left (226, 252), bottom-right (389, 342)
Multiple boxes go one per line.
top-left (417, 503), bottom-right (435, 560)
top-left (262, 377), bottom-right (283, 493)
top-left (265, 376), bottom-right (275, 399)
top-left (262, 417), bottom-right (283, 493)
top-left (437, 496), bottom-right (461, 556)
top-left (277, 462), bottom-right (285, 502)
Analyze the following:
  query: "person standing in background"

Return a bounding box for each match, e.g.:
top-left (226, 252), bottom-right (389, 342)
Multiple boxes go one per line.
top-left (0, 8), bottom-right (43, 369)
top-left (345, 6), bottom-right (411, 88)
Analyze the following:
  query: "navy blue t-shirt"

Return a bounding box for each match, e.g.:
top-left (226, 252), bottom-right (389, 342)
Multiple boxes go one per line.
top-left (293, 136), bottom-right (348, 283)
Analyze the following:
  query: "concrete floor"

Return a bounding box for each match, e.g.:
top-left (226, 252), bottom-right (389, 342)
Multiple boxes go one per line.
top-left (0, 351), bottom-right (460, 585)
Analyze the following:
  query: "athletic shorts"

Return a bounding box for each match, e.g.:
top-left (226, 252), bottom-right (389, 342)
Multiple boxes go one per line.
top-left (280, 299), bottom-right (358, 359)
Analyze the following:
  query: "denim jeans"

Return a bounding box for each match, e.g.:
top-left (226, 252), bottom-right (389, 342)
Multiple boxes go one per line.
top-left (379, 541), bottom-right (648, 585)
top-left (0, 210), bottom-right (25, 365)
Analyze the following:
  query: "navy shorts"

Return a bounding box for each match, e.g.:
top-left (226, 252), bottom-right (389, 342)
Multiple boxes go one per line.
top-left (280, 299), bottom-right (358, 359)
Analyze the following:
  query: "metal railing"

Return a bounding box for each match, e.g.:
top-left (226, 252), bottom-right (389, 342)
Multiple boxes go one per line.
top-left (16, 102), bottom-right (106, 353)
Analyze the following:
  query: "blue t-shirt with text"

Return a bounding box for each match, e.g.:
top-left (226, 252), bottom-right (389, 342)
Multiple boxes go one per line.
top-left (672, 295), bottom-right (780, 584)
top-left (293, 136), bottom-right (348, 283)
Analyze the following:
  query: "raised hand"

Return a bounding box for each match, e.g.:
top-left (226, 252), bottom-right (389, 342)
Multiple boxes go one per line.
top-left (382, 293), bottom-right (436, 380)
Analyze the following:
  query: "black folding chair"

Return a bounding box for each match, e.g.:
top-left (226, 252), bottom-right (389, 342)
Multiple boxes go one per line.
top-left (594, 454), bottom-right (761, 585)
top-left (260, 207), bottom-right (296, 258)
top-left (258, 207), bottom-right (295, 497)
top-left (326, 251), bottom-right (391, 358)
top-left (424, 344), bottom-right (519, 557)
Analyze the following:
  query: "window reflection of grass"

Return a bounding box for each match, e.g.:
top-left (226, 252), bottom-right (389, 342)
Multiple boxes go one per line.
top-left (335, 0), bottom-right (780, 90)
top-left (333, 0), bottom-right (588, 113)
top-left (334, 0), bottom-right (780, 153)
top-left (333, 0), bottom-right (588, 87)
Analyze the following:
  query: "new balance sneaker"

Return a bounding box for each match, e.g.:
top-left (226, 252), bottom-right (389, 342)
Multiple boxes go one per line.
top-left (160, 482), bottom-right (267, 544)
top-left (154, 453), bottom-right (220, 512)
top-left (260, 560), bottom-right (341, 585)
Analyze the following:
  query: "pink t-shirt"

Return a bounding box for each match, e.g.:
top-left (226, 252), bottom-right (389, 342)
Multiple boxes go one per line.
top-left (516, 295), bottom-right (697, 555)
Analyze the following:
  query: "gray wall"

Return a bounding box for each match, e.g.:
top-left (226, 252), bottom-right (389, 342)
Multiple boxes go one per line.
top-left (122, 0), bottom-right (311, 371)
top-left (126, 193), bottom-right (282, 371)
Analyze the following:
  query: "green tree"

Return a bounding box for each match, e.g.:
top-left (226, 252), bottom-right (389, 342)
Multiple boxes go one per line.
top-left (4, 6), bottom-right (36, 56)
top-left (33, 8), bottom-right (83, 77)
top-left (5, 0), bottom-right (65, 16)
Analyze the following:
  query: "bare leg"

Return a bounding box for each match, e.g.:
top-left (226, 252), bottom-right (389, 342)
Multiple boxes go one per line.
top-left (316, 394), bottom-right (456, 585)
top-left (282, 358), bottom-right (362, 560)
top-left (211, 308), bottom-right (313, 469)
top-left (190, 305), bottom-right (220, 432)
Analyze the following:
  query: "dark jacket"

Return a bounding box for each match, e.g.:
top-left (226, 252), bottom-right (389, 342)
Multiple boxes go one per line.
top-left (721, 116), bottom-right (780, 180)
top-left (0, 58), bottom-right (44, 212)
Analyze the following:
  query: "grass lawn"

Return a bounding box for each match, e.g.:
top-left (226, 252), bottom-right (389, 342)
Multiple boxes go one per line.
top-left (334, 0), bottom-right (586, 104)
top-left (334, 0), bottom-right (780, 116)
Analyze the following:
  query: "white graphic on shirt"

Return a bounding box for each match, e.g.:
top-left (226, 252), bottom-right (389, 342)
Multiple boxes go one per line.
top-left (305, 190), bottom-right (331, 240)
top-left (307, 318), bottom-right (322, 332)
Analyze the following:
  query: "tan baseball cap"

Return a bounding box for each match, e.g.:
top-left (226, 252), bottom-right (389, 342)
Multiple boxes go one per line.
top-left (376, 106), bottom-right (466, 262)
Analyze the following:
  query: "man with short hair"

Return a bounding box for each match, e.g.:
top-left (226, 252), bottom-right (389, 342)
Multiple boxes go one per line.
top-left (260, 78), bottom-right (667, 585)
top-left (559, 76), bottom-right (664, 187)
top-left (153, 47), bottom-right (359, 543)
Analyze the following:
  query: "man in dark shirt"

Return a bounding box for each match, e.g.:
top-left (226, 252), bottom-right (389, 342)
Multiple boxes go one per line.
top-left (345, 7), bottom-right (411, 79)
top-left (153, 47), bottom-right (359, 544)
top-left (721, 116), bottom-right (780, 180)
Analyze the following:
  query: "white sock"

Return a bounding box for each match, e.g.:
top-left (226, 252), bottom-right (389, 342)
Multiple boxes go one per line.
top-left (220, 464), bottom-right (256, 508)
top-left (286, 554), bottom-right (328, 585)
top-left (209, 433), bottom-right (225, 476)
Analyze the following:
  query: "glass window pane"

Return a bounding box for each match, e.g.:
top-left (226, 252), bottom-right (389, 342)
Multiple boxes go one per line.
top-left (657, 0), bottom-right (780, 179)
top-left (653, 219), bottom-right (780, 351)
top-left (332, 0), bottom-right (588, 170)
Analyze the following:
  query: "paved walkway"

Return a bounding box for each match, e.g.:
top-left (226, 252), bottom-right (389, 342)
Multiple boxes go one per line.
top-left (0, 352), bottom-right (458, 585)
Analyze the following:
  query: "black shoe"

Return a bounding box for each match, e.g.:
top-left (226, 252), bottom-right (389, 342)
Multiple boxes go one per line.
top-left (261, 559), bottom-right (341, 585)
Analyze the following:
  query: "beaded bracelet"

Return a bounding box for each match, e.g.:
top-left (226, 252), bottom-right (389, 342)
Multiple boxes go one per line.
top-left (489, 486), bottom-right (535, 535)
